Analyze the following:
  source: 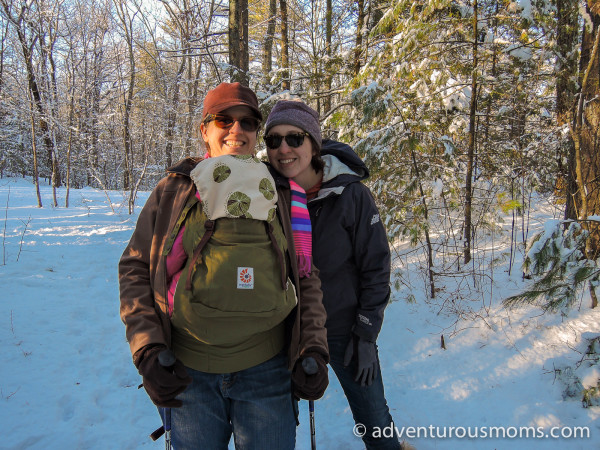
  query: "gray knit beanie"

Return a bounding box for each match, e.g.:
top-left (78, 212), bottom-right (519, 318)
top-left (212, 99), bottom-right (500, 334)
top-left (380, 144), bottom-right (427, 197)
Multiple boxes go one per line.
top-left (265, 100), bottom-right (322, 149)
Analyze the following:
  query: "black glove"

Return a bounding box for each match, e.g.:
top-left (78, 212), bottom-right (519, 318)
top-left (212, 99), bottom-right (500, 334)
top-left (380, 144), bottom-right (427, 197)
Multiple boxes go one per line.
top-left (292, 352), bottom-right (329, 400)
top-left (343, 335), bottom-right (378, 386)
top-left (134, 345), bottom-right (192, 408)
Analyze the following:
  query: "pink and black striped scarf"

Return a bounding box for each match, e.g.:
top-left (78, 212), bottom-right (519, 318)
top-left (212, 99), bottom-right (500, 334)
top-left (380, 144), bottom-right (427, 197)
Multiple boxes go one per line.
top-left (289, 179), bottom-right (312, 278)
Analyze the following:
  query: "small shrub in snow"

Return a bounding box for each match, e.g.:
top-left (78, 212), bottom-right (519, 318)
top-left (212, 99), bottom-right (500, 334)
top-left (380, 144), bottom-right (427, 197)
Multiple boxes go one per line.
top-left (582, 383), bottom-right (600, 408)
top-left (503, 220), bottom-right (600, 312)
top-left (555, 366), bottom-right (584, 400)
top-left (555, 334), bottom-right (600, 408)
top-left (581, 335), bottom-right (600, 408)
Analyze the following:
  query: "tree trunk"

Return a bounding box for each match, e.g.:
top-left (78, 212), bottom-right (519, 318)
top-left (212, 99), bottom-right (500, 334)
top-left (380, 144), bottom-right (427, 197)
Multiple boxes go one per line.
top-left (185, 59), bottom-right (203, 156)
top-left (21, 37), bottom-right (56, 193)
top-left (114, 0), bottom-right (136, 208)
top-left (482, 1), bottom-right (498, 189)
top-left (557, 0), bottom-right (581, 221)
top-left (29, 107), bottom-right (42, 208)
top-left (353, 0), bottom-right (365, 76)
top-left (122, 67), bottom-right (134, 193)
top-left (323, 0), bottom-right (333, 113)
top-left (160, 0), bottom-right (193, 168)
top-left (165, 57), bottom-right (186, 169)
top-left (464, 0), bottom-right (478, 265)
top-left (262, 0), bottom-right (277, 83)
top-left (367, 0), bottom-right (385, 32)
top-left (572, 2), bottom-right (600, 259)
top-left (66, 101), bottom-right (73, 208)
top-left (89, 50), bottom-right (101, 185)
top-left (410, 139), bottom-right (435, 299)
top-left (40, 29), bottom-right (61, 206)
top-left (65, 60), bottom-right (76, 208)
top-left (185, 2), bottom-right (216, 156)
top-left (229, 0), bottom-right (249, 85)
top-left (0, 19), bottom-right (7, 95)
top-left (279, 0), bottom-right (290, 91)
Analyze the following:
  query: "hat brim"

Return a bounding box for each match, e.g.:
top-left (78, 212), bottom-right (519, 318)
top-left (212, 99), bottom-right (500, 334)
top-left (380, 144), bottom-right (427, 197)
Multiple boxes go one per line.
top-left (207, 101), bottom-right (263, 121)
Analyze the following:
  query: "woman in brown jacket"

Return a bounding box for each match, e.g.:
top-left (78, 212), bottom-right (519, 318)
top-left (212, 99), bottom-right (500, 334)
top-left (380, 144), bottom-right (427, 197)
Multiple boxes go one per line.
top-left (118, 83), bottom-right (329, 449)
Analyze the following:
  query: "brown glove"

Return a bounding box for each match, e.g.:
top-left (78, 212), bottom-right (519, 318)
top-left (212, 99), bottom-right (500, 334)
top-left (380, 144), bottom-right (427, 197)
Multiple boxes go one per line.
top-left (134, 345), bottom-right (192, 408)
top-left (292, 352), bottom-right (328, 400)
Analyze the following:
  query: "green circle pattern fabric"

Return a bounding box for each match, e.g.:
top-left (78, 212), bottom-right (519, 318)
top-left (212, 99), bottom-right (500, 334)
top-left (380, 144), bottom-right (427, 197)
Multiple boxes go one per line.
top-left (212, 164), bottom-right (231, 183)
top-left (259, 178), bottom-right (276, 200)
top-left (226, 191), bottom-right (252, 217)
top-left (190, 154), bottom-right (278, 221)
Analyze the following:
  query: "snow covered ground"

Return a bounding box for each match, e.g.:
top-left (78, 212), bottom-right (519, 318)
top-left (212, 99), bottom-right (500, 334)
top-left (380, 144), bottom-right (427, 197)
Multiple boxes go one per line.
top-left (0, 176), bottom-right (598, 450)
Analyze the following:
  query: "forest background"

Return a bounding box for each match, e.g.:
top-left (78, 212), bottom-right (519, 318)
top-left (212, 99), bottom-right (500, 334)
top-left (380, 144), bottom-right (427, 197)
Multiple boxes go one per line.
top-left (1, 0), bottom-right (600, 414)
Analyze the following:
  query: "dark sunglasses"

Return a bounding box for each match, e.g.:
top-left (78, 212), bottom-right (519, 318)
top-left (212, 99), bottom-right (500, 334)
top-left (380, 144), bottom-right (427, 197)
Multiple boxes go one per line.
top-left (203, 114), bottom-right (261, 132)
top-left (264, 132), bottom-right (310, 149)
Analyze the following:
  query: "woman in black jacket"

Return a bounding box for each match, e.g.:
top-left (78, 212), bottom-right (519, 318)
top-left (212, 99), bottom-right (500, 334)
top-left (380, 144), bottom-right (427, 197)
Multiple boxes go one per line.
top-left (264, 99), bottom-right (401, 450)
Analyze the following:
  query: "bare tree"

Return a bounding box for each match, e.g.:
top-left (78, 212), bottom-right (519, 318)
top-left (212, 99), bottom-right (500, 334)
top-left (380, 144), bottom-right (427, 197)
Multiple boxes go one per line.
top-left (113, 0), bottom-right (137, 212)
top-left (63, 23), bottom-right (79, 207)
top-left (229, 0), bottom-right (248, 85)
top-left (83, 1), bottom-right (110, 186)
top-left (0, 12), bottom-right (7, 95)
top-left (279, 0), bottom-right (289, 91)
top-left (323, 0), bottom-right (333, 113)
top-left (1, 0), bottom-right (58, 204)
top-left (27, 93), bottom-right (42, 207)
top-left (262, 0), bottom-right (277, 83)
top-left (184, 0), bottom-right (217, 156)
top-left (34, 0), bottom-right (63, 205)
top-left (157, 0), bottom-right (190, 167)
top-left (463, 0), bottom-right (479, 264)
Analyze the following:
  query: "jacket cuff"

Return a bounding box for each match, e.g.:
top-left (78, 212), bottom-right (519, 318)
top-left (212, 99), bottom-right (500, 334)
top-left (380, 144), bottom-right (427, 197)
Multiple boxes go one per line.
top-left (133, 343), bottom-right (167, 368)
top-left (351, 316), bottom-right (378, 343)
top-left (300, 346), bottom-right (330, 364)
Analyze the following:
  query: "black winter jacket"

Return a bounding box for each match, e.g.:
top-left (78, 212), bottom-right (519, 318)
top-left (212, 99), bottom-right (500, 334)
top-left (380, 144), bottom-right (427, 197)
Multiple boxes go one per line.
top-left (309, 139), bottom-right (391, 342)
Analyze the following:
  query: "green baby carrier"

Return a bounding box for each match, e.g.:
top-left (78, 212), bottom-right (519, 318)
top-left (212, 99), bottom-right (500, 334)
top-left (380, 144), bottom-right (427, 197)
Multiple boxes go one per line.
top-left (170, 155), bottom-right (298, 348)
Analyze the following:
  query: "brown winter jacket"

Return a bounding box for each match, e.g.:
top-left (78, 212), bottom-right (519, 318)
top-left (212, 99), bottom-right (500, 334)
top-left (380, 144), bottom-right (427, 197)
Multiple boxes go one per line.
top-left (118, 157), bottom-right (329, 370)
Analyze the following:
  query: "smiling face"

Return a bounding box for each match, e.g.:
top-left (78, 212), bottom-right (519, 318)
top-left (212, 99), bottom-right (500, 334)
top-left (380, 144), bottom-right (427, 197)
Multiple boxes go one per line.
top-left (266, 124), bottom-right (319, 189)
top-left (200, 105), bottom-right (258, 157)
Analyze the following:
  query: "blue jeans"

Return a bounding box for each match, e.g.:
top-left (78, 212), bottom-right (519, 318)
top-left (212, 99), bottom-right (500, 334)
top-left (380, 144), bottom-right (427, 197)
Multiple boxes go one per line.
top-left (329, 337), bottom-right (401, 450)
top-left (168, 352), bottom-right (297, 449)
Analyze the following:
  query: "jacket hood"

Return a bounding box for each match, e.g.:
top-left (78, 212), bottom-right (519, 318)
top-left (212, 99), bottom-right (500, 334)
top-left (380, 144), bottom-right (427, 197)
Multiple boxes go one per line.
top-left (320, 139), bottom-right (368, 186)
top-left (167, 157), bottom-right (203, 177)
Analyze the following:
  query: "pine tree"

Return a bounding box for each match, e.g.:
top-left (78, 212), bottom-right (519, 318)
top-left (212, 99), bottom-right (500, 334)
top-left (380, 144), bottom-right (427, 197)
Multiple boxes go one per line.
top-left (337, 0), bottom-right (560, 297)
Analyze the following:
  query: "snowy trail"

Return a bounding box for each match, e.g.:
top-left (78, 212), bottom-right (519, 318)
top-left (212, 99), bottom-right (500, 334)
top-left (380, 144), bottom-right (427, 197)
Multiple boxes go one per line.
top-left (0, 177), bottom-right (598, 449)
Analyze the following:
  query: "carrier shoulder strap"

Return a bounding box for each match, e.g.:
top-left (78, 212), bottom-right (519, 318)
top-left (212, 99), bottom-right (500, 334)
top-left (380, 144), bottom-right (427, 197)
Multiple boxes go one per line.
top-left (266, 221), bottom-right (287, 290)
top-left (185, 219), bottom-right (215, 291)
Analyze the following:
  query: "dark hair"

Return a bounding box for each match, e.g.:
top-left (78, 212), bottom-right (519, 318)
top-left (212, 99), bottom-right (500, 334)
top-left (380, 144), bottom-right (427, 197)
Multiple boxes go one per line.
top-left (309, 137), bottom-right (325, 172)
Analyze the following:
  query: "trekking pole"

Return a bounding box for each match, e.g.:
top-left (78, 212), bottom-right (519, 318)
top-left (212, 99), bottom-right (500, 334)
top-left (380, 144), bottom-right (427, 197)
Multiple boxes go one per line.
top-left (158, 349), bottom-right (177, 450)
top-left (302, 357), bottom-right (318, 450)
top-left (309, 400), bottom-right (316, 450)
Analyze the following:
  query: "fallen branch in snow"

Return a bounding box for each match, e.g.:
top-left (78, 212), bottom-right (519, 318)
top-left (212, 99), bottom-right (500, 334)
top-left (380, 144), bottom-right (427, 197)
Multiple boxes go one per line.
top-left (10, 310), bottom-right (31, 358)
top-left (1, 386), bottom-right (21, 400)
top-left (2, 185), bottom-right (8, 265)
top-left (16, 216), bottom-right (31, 262)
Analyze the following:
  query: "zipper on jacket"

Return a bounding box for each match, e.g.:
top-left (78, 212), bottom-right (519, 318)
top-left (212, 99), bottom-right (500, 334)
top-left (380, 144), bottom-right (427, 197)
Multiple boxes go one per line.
top-left (312, 204), bottom-right (323, 218)
top-left (162, 194), bottom-right (199, 256)
top-left (161, 182), bottom-right (197, 324)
